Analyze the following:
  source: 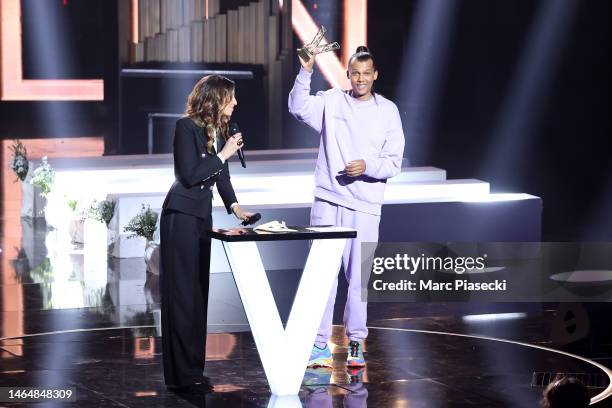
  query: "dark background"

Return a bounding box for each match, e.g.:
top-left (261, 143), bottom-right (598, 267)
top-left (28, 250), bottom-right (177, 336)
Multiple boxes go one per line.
top-left (0, 0), bottom-right (609, 241)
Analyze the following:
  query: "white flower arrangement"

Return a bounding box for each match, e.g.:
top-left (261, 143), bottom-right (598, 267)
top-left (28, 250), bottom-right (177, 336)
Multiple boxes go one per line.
top-left (9, 139), bottom-right (29, 182)
top-left (30, 156), bottom-right (55, 197)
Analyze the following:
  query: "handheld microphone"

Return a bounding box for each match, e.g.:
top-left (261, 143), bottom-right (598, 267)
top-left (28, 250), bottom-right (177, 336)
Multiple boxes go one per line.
top-left (241, 212), bottom-right (261, 226)
top-left (228, 122), bottom-right (246, 168)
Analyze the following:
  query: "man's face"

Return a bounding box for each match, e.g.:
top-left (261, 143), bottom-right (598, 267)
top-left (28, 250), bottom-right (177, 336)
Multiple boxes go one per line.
top-left (348, 59), bottom-right (378, 100)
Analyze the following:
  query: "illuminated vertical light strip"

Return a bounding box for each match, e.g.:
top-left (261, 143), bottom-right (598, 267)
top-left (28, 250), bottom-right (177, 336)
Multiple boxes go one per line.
top-left (130, 0), bottom-right (138, 63)
top-left (0, 0), bottom-right (103, 100)
top-left (0, 142), bottom-right (24, 358)
top-left (342, 0), bottom-right (367, 67)
top-left (131, 0), bottom-right (139, 43)
top-left (292, 0), bottom-right (350, 89)
top-left (1, 143), bottom-right (24, 250)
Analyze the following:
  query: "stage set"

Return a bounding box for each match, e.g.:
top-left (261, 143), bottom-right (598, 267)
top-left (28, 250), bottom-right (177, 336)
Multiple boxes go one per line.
top-left (0, 0), bottom-right (610, 407)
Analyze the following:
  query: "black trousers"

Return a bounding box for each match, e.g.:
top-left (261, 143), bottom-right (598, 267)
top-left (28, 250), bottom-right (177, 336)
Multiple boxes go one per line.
top-left (160, 209), bottom-right (212, 387)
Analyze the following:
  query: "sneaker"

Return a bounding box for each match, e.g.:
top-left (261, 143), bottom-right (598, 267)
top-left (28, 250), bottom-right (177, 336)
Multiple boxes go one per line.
top-left (346, 366), bottom-right (365, 383)
top-left (303, 367), bottom-right (332, 390)
top-left (346, 340), bottom-right (365, 367)
top-left (307, 344), bottom-right (333, 368)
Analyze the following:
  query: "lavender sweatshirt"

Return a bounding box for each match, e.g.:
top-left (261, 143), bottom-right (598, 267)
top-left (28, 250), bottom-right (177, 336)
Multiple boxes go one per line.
top-left (288, 68), bottom-right (405, 216)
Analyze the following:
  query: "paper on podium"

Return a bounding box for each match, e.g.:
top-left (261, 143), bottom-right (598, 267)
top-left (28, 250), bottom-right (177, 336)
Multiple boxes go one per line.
top-left (253, 220), bottom-right (298, 233)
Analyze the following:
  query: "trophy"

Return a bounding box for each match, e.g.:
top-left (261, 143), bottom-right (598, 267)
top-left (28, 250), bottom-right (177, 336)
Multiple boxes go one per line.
top-left (297, 26), bottom-right (340, 62)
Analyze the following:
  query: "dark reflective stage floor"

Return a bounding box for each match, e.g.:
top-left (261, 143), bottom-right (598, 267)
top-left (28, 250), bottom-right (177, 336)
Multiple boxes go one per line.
top-left (1, 218), bottom-right (610, 407)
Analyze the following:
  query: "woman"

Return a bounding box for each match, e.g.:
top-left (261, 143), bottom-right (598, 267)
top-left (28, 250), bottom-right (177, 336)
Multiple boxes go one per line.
top-left (160, 75), bottom-right (253, 391)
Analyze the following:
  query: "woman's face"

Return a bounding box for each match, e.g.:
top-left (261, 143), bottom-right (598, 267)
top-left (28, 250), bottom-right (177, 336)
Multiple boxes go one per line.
top-left (221, 93), bottom-right (238, 119)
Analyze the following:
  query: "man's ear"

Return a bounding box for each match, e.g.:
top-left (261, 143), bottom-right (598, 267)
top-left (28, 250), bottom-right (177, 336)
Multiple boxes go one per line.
top-left (373, 70), bottom-right (379, 81)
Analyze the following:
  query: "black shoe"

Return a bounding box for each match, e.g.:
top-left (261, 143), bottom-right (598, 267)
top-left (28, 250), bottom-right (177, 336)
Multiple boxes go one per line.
top-left (167, 378), bottom-right (213, 394)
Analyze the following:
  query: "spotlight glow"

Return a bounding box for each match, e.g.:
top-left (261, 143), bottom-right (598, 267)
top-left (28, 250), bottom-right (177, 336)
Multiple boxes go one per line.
top-left (462, 313), bottom-right (527, 323)
top-left (459, 193), bottom-right (537, 203)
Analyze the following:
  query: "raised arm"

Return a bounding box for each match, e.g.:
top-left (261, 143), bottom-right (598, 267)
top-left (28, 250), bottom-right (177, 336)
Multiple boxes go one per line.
top-left (288, 52), bottom-right (326, 133)
top-left (363, 104), bottom-right (406, 180)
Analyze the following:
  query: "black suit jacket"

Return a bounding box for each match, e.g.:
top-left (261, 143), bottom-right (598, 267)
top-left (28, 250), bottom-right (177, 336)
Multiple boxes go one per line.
top-left (162, 117), bottom-right (238, 219)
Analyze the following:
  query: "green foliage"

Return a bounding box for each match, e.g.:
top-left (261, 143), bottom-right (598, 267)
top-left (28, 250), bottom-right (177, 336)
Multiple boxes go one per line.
top-left (67, 199), bottom-right (78, 212)
top-left (124, 204), bottom-right (158, 241)
top-left (98, 200), bottom-right (116, 226)
top-left (29, 258), bottom-right (53, 284)
top-left (31, 156), bottom-right (55, 197)
top-left (85, 199), bottom-right (116, 227)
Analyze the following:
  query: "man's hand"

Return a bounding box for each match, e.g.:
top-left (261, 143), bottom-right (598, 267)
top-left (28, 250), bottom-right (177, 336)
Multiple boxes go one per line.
top-left (345, 160), bottom-right (366, 177)
top-left (298, 45), bottom-right (316, 73)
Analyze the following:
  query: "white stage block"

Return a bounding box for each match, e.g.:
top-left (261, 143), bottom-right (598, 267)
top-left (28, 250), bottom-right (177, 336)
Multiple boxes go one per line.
top-left (84, 219), bottom-right (107, 245)
top-left (110, 234), bottom-right (147, 259)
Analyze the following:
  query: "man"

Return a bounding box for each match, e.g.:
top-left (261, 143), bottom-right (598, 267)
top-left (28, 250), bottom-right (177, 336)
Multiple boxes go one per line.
top-left (288, 46), bottom-right (405, 367)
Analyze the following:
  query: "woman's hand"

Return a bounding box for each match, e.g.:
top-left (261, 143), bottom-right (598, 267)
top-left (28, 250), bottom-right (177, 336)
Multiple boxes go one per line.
top-left (218, 133), bottom-right (243, 161)
top-left (232, 204), bottom-right (255, 222)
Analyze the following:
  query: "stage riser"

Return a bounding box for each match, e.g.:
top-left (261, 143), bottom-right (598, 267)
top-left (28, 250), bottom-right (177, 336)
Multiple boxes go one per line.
top-left (209, 197), bottom-right (542, 273)
top-left (104, 178), bottom-right (488, 257)
top-left (52, 164), bottom-right (442, 195)
top-left (205, 198), bottom-right (541, 330)
top-left (106, 189), bottom-right (538, 259)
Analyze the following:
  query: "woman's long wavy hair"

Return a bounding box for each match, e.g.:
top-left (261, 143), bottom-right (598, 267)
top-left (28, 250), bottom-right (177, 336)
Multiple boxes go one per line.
top-left (185, 75), bottom-right (236, 153)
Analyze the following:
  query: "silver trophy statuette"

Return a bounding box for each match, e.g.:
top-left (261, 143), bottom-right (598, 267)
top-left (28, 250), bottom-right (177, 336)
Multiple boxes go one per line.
top-left (297, 26), bottom-right (340, 62)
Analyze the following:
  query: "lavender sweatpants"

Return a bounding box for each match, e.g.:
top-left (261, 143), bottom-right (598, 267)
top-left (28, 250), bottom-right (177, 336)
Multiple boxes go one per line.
top-left (310, 198), bottom-right (380, 346)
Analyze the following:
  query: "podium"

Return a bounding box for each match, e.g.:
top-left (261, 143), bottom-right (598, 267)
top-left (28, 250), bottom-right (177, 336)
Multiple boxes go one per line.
top-left (209, 226), bottom-right (357, 398)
